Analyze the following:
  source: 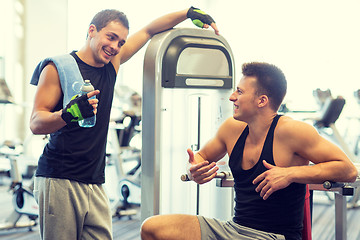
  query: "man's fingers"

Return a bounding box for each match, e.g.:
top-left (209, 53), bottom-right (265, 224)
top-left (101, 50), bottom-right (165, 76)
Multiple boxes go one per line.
top-left (87, 90), bottom-right (100, 99)
top-left (210, 22), bottom-right (219, 35)
top-left (263, 160), bottom-right (275, 170)
top-left (262, 188), bottom-right (273, 200)
top-left (255, 178), bottom-right (266, 192)
top-left (201, 23), bottom-right (219, 35)
top-left (190, 161), bottom-right (211, 172)
top-left (254, 179), bottom-right (273, 200)
top-left (88, 98), bottom-right (99, 114)
top-left (191, 162), bottom-right (218, 178)
top-left (253, 172), bottom-right (265, 185)
top-left (197, 171), bottom-right (217, 184)
top-left (192, 163), bottom-right (218, 183)
top-left (92, 104), bottom-right (98, 113)
top-left (187, 148), bottom-right (195, 164)
top-left (88, 98), bottom-right (98, 104)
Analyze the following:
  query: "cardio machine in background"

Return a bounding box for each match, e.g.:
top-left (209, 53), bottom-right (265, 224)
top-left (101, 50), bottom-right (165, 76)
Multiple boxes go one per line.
top-left (312, 89), bottom-right (352, 156)
top-left (0, 77), bottom-right (40, 231)
top-left (351, 89), bottom-right (360, 157)
top-left (280, 88), bottom-right (359, 207)
top-left (279, 89), bottom-right (351, 157)
top-left (308, 89), bottom-right (359, 208)
top-left (105, 89), bottom-right (142, 219)
top-left (0, 141), bottom-right (38, 231)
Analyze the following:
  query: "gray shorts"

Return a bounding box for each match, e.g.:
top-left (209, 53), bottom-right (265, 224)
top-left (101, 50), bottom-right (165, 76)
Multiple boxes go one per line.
top-left (197, 216), bottom-right (286, 240)
top-left (33, 177), bottom-right (112, 240)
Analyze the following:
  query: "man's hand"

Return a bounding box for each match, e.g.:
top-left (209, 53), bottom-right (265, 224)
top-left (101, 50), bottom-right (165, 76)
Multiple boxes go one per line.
top-left (187, 7), bottom-right (219, 35)
top-left (61, 90), bottom-right (100, 124)
top-left (186, 148), bottom-right (219, 184)
top-left (252, 160), bottom-right (292, 200)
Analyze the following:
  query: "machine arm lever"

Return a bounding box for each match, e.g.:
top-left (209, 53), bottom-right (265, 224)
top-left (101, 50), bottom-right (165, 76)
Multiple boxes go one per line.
top-left (180, 171), bottom-right (233, 182)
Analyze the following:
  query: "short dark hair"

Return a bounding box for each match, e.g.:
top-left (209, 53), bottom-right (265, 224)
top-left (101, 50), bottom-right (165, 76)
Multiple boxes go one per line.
top-left (90, 9), bottom-right (129, 32)
top-left (242, 62), bottom-right (287, 111)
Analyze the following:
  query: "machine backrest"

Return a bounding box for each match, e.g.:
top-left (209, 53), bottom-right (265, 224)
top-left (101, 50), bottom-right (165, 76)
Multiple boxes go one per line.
top-left (315, 97), bottom-right (345, 127)
top-left (313, 88), bottom-right (332, 108)
top-left (354, 89), bottom-right (360, 105)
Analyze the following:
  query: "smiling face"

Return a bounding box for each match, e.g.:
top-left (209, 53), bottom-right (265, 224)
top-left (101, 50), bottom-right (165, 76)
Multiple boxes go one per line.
top-left (88, 21), bottom-right (128, 66)
top-left (229, 76), bottom-right (259, 121)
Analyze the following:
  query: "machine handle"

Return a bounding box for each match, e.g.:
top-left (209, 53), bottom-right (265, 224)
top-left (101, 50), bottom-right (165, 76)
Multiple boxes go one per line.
top-left (180, 171), bottom-right (232, 182)
top-left (323, 181), bottom-right (345, 189)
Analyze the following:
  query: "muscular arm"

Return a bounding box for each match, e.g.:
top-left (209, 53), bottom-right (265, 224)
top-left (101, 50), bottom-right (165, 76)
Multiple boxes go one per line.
top-left (116, 9), bottom-right (187, 66)
top-left (188, 117), bottom-right (245, 184)
top-left (197, 117), bottom-right (244, 163)
top-left (113, 8), bottom-right (219, 69)
top-left (30, 63), bottom-right (99, 134)
top-left (283, 120), bottom-right (357, 183)
top-left (254, 118), bottom-right (358, 200)
top-left (30, 63), bottom-right (67, 134)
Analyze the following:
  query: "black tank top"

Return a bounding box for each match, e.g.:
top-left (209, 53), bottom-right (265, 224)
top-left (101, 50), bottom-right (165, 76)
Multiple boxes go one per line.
top-left (35, 51), bottom-right (116, 184)
top-left (229, 115), bottom-right (305, 240)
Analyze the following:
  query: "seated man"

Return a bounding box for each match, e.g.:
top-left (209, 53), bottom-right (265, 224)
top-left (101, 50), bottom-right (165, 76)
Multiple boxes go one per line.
top-left (140, 62), bottom-right (358, 240)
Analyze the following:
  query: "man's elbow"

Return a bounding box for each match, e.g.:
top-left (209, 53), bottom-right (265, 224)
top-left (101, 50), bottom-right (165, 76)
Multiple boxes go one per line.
top-left (30, 122), bottom-right (42, 135)
top-left (30, 117), bottom-right (47, 135)
top-left (343, 162), bottom-right (359, 183)
top-left (348, 165), bottom-right (359, 183)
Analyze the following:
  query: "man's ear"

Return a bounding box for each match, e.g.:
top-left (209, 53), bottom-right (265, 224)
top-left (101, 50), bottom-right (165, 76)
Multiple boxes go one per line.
top-left (258, 95), bottom-right (269, 108)
top-left (88, 24), bottom-right (97, 38)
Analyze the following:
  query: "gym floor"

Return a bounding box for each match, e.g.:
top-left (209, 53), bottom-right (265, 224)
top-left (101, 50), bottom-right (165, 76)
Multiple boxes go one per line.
top-left (0, 177), bottom-right (141, 240)
top-left (0, 178), bottom-right (359, 240)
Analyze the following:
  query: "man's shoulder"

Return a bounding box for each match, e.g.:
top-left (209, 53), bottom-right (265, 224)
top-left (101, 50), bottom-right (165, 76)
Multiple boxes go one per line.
top-left (276, 115), bottom-right (317, 139)
top-left (218, 117), bottom-right (246, 140)
top-left (223, 117), bottom-right (246, 130)
top-left (278, 115), bottom-right (312, 128)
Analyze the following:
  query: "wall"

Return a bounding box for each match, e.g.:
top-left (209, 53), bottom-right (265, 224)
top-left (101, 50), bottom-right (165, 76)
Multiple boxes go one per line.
top-left (2, 0), bottom-right (360, 149)
top-left (0, 0), bottom-right (67, 158)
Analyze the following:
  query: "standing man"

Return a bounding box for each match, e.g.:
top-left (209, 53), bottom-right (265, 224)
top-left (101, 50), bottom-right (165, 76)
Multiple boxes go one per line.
top-left (140, 62), bottom-right (358, 240)
top-left (30, 7), bottom-right (218, 240)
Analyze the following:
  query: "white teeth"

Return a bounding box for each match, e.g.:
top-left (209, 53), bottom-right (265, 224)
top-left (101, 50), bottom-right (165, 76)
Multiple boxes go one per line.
top-left (104, 49), bottom-right (112, 56)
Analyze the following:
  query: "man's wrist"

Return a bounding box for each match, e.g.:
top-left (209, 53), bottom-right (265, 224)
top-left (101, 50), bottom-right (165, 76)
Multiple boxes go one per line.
top-left (61, 109), bottom-right (74, 124)
top-left (186, 162), bottom-right (194, 181)
top-left (186, 6), bottom-right (196, 18)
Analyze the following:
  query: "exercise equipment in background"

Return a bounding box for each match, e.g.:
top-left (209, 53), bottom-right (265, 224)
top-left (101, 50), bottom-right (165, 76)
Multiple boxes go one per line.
top-left (0, 141), bottom-right (38, 231)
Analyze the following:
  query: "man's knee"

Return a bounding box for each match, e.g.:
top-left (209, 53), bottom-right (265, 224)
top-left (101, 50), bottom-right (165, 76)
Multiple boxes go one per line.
top-left (141, 216), bottom-right (158, 240)
top-left (141, 215), bottom-right (201, 240)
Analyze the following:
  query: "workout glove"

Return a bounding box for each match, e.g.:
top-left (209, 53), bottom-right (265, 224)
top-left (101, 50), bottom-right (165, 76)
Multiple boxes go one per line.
top-left (61, 94), bottom-right (94, 124)
top-left (187, 6), bottom-right (215, 28)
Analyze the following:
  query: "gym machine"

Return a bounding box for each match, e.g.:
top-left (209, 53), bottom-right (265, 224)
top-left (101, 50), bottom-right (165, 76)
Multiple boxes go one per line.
top-left (311, 89), bottom-right (360, 208)
top-left (0, 74), bottom-right (38, 231)
top-left (189, 164), bottom-right (360, 240)
top-left (312, 89), bottom-right (357, 162)
top-left (106, 106), bottom-right (142, 219)
top-left (308, 168), bottom-right (360, 240)
top-left (141, 28), bottom-right (235, 221)
top-left (0, 142), bottom-right (38, 231)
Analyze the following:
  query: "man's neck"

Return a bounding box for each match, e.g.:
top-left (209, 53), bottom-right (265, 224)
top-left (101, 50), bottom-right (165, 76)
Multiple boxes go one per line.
top-left (76, 47), bottom-right (105, 68)
top-left (246, 112), bottom-right (278, 144)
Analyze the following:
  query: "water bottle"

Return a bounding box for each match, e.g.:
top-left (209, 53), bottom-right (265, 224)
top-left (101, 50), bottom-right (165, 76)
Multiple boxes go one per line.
top-left (79, 80), bottom-right (96, 128)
